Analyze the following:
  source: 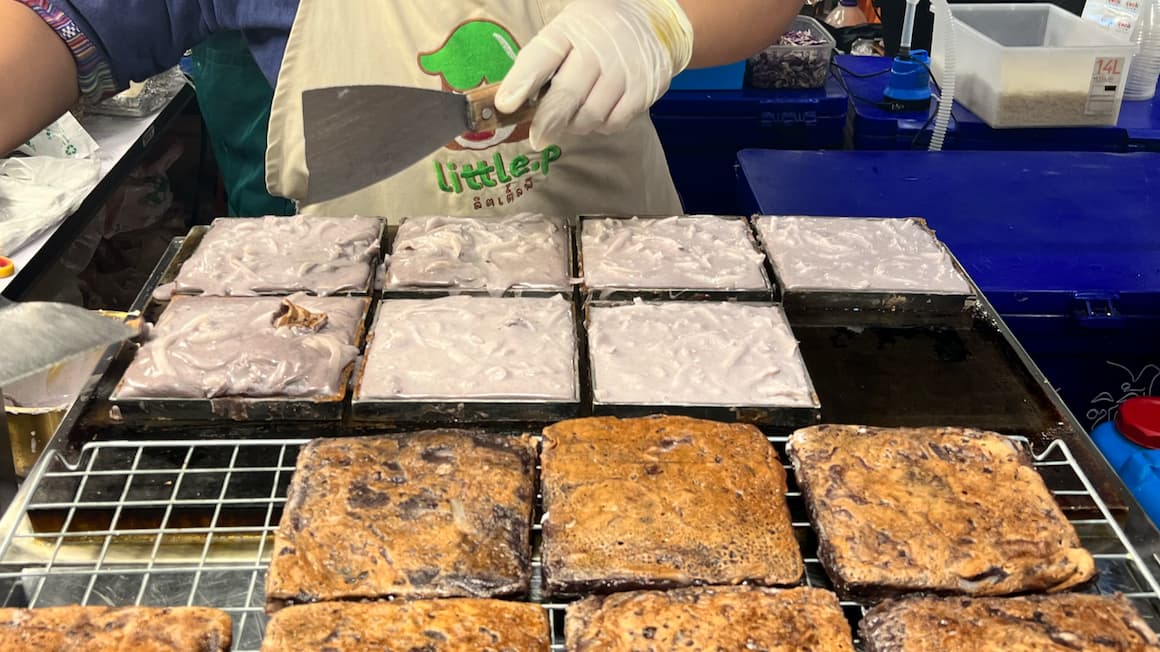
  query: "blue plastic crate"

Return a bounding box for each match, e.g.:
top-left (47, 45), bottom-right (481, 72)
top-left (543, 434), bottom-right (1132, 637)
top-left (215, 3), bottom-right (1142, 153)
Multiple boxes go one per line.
top-left (652, 79), bottom-right (848, 214)
top-left (734, 149), bottom-right (1160, 431)
top-left (669, 62), bottom-right (747, 90)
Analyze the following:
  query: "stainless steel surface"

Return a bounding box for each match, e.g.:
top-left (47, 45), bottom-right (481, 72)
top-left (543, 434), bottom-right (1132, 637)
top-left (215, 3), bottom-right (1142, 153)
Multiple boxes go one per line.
top-left (0, 436), bottom-right (1154, 651)
top-left (0, 297), bottom-right (135, 387)
top-left (302, 85), bottom-right (470, 203)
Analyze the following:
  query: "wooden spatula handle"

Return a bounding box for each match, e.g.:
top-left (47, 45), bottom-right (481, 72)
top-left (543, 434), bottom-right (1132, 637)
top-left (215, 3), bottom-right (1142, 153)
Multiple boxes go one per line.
top-left (466, 83), bottom-right (541, 132)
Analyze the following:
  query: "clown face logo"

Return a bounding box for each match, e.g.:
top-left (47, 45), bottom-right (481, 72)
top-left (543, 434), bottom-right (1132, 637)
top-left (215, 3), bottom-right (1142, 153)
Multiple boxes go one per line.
top-left (419, 20), bottom-right (532, 151)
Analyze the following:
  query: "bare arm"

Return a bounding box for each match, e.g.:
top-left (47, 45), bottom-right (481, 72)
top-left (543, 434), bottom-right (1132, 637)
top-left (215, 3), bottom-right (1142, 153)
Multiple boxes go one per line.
top-left (679, 0), bottom-right (804, 68)
top-left (0, 0), bottom-right (79, 154)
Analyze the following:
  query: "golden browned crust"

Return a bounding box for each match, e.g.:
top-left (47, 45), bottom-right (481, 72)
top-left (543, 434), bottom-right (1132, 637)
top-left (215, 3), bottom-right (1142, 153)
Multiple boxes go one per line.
top-left (861, 594), bottom-right (1160, 651)
top-left (541, 415), bottom-right (803, 596)
top-left (565, 586), bottom-right (854, 652)
top-left (265, 431), bottom-right (536, 611)
top-left (271, 298), bottom-right (328, 332)
top-left (260, 599), bottom-right (551, 652)
top-left (0, 606), bottom-right (231, 651)
top-left (787, 425), bottom-right (1097, 600)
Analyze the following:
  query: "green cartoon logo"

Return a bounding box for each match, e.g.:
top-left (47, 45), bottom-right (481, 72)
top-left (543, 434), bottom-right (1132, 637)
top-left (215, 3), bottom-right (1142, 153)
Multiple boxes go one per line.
top-left (420, 20), bottom-right (520, 92)
top-left (419, 19), bottom-right (562, 207)
top-left (419, 20), bottom-right (528, 151)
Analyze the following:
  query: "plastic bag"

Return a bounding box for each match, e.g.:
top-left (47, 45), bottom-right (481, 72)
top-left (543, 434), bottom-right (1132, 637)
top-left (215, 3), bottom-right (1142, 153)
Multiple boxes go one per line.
top-left (81, 144), bottom-right (188, 308)
top-left (88, 67), bottom-right (190, 118)
top-left (101, 142), bottom-right (183, 237)
top-left (16, 112), bottom-right (100, 159)
top-left (0, 157), bottom-right (102, 254)
top-left (1083, 0), bottom-right (1141, 36)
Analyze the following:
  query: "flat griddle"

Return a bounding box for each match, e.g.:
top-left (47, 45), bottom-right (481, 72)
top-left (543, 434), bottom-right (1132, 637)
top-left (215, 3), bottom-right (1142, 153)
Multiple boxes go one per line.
top-left (2, 222), bottom-right (1158, 651)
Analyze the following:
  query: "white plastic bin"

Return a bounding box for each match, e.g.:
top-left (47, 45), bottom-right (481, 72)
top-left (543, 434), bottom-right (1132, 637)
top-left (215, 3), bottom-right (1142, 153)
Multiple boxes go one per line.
top-left (932, 3), bottom-right (1137, 127)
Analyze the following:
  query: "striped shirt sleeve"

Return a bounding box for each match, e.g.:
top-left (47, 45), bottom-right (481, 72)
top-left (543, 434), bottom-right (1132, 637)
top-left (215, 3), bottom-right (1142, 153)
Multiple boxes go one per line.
top-left (15, 0), bottom-right (118, 101)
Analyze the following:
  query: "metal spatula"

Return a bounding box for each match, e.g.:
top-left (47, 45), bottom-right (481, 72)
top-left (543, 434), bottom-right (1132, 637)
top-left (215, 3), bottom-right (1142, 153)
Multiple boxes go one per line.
top-left (0, 296), bottom-right (136, 387)
top-left (301, 82), bottom-right (539, 203)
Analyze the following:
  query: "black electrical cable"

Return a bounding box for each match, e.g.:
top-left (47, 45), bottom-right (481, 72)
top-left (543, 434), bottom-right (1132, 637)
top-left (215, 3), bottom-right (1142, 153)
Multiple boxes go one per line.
top-left (830, 57), bottom-right (892, 79)
top-left (910, 110), bottom-right (939, 148)
top-left (830, 50), bottom-right (959, 146)
top-left (909, 58), bottom-right (959, 149)
top-left (915, 57), bottom-right (941, 97)
top-left (829, 56), bottom-right (893, 107)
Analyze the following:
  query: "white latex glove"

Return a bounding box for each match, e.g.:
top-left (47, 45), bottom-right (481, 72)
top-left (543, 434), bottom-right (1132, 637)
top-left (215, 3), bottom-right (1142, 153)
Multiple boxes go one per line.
top-left (494, 0), bottom-right (694, 150)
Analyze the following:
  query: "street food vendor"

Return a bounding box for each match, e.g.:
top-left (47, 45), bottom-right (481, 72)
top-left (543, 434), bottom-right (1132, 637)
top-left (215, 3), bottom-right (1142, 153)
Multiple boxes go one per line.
top-left (1, 0), bottom-right (799, 217)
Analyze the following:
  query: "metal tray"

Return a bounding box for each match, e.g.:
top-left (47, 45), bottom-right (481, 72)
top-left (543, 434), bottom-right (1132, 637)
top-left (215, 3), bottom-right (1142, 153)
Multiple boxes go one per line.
top-left (577, 214), bottom-right (775, 302)
top-left (351, 296), bottom-right (583, 424)
top-left (159, 218), bottom-right (385, 299)
top-left (0, 435), bottom-right (1154, 652)
top-left (754, 216), bottom-right (977, 315)
top-left (3, 225), bottom-right (1157, 649)
top-left (584, 299), bottom-right (822, 427)
top-left (106, 296), bottom-right (371, 423)
top-left (380, 217), bottom-right (576, 299)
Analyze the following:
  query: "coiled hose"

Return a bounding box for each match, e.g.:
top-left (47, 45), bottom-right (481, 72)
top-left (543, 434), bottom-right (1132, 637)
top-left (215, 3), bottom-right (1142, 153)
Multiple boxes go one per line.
top-left (929, 0), bottom-right (957, 151)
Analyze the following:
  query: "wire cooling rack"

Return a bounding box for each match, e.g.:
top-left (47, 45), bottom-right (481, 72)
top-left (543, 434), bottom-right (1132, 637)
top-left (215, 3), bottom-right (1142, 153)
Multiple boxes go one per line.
top-left (0, 436), bottom-right (1156, 651)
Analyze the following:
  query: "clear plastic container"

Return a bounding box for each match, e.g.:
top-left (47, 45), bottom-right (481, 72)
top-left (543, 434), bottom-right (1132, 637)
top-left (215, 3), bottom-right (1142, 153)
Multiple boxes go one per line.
top-left (1125, 0), bottom-right (1160, 100)
top-left (931, 3), bottom-right (1138, 127)
top-left (826, 0), bottom-right (869, 27)
top-left (749, 16), bottom-right (837, 89)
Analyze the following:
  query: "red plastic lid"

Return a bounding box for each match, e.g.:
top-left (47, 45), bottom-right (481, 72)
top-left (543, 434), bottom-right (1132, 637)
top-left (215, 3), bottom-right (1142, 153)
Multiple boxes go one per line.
top-left (1115, 397), bottom-right (1160, 449)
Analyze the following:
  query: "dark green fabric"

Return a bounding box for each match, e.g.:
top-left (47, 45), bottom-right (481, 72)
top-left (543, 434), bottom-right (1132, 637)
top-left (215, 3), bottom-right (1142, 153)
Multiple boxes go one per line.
top-left (190, 32), bottom-right (294, 217)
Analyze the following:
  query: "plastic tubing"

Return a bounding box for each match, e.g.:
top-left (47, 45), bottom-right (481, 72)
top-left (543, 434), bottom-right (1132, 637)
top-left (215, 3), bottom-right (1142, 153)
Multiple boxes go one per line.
top-left (900, 0), bottom-right (920, 52)
top-left (929, 0), bottom-right (956, 151)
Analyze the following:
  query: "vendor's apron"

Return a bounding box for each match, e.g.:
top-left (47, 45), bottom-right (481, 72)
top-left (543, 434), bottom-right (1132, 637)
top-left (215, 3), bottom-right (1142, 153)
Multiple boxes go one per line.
top-left (266, 0), bottom-right (684, 219)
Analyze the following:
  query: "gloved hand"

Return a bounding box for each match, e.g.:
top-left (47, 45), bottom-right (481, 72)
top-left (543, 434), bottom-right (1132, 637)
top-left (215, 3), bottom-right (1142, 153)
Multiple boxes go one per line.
top-left (495, 0), bottom-right (695, 150)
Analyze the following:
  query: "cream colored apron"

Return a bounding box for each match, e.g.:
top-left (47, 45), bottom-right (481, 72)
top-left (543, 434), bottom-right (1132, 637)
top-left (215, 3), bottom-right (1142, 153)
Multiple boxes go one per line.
top-left (266, 0), bottom-right (683, 219)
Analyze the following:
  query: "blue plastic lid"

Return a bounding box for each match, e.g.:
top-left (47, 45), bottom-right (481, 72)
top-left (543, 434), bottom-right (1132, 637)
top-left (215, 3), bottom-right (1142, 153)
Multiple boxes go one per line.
top-left (1116, 397), bottom-right (1160, 449)
top-left (840, 0), bottom-right (859, 7)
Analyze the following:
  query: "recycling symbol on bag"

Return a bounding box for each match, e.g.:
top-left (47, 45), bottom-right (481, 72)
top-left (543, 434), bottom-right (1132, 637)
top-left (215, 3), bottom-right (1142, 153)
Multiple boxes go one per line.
top-left (419, 20), bottom-right (532, 151)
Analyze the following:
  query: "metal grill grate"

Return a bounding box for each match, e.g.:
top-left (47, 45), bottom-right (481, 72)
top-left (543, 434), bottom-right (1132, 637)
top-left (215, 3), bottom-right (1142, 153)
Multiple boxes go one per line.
top-left (0, 437), bottom-right (1156, 651)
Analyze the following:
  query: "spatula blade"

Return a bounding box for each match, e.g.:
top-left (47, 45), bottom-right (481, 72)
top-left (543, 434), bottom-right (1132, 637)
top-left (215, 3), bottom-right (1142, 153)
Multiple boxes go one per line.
top-left (302, 85), bottom-right (471, 203)
top-left (0, 298), bottom-right (135, 387)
